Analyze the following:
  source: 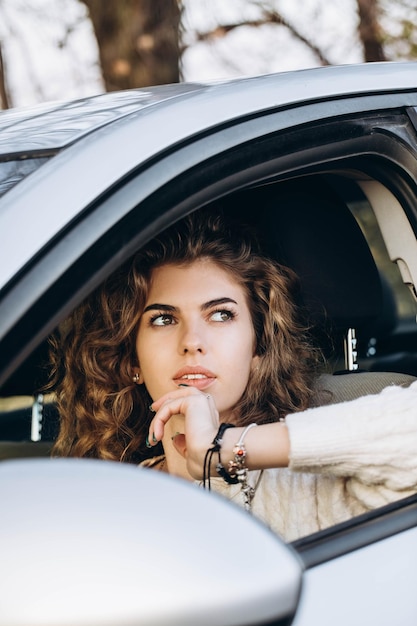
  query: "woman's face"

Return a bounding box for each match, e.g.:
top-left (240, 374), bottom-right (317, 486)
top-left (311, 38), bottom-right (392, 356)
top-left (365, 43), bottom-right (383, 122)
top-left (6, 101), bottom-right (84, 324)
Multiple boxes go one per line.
top-left (135, 259), bottom-right (259, 421)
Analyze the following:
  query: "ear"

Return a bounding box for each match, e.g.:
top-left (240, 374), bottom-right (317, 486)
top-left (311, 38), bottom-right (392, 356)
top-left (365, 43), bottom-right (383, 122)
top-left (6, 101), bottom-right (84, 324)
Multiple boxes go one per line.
top-left (251, 354), bottom-right (260, 371)
top-left (132, 368), bottom-right (144, 384)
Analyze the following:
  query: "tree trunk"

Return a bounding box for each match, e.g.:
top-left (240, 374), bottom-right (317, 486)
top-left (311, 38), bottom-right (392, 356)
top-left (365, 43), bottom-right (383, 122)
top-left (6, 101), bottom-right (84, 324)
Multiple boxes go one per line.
top-left (356, 0), bottom-right (386, 61)
top-left (80, 0), bottom-right (181, 91)
top-left (0, 41), bottom-right (11, 109)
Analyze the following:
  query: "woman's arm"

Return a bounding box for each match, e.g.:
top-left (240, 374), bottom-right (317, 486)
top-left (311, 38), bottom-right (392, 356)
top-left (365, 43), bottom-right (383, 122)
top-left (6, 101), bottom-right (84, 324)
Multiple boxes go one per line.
top-left (286, 381), bottom-right (417, 491)
top-left (148, 382), bottom-right (417, 490)
top-left (215, 422), bottom-right (290, 473)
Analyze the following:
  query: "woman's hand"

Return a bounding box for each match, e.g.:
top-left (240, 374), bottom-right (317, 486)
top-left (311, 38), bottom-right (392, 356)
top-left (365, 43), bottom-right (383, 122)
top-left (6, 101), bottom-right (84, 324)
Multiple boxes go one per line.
top-left (148, 387), bottom-right (220, 479)
top-left (148, 386), bottom-right (291, 479)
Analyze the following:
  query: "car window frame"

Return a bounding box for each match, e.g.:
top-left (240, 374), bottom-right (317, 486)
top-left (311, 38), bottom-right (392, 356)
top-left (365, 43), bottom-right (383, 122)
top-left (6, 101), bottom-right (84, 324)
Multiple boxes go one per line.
top-left (1, 99), bottom-right (417, 569)
top-left (2, 101), bottom-right (417, 387)
top-left (1, 87), bottom-right (417, 292)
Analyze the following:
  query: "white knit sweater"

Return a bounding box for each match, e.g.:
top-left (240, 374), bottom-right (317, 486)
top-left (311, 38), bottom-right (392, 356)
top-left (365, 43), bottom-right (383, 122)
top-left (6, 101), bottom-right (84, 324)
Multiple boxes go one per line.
top-left (209, 382), bottom-right (417, 542)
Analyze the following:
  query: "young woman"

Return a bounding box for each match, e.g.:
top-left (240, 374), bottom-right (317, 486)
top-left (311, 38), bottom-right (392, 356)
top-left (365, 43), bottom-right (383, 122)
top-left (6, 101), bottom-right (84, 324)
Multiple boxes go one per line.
top-left (51, 210), bottom-right (417, 541)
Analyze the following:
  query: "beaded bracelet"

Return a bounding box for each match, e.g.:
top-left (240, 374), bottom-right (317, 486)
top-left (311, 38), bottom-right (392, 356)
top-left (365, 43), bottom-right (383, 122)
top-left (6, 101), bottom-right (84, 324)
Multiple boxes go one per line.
top-left (203, 423), bottom-right (258, 509)
top-left (216, 453), bottom-right (239, 485)
top-left (227, 423), bottom-right (258, 510)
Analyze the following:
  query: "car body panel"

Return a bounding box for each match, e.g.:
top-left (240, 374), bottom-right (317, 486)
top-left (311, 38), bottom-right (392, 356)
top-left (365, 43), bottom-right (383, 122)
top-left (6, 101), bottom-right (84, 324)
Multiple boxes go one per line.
top-left (293, 526), bottom-right (417, 626)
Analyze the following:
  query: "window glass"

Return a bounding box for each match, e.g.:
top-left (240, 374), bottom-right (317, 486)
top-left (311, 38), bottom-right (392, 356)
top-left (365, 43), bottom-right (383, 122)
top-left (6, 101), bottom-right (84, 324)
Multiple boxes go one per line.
top-left (0, 157), bottom-right (50, 199)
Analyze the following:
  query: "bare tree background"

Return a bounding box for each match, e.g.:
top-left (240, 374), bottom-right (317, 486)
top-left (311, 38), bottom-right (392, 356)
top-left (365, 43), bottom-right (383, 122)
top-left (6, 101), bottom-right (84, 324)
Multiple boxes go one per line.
top-left (80, 0), bottom-right (181, 91)
top-left (0, 0), bottom-right (416, 110)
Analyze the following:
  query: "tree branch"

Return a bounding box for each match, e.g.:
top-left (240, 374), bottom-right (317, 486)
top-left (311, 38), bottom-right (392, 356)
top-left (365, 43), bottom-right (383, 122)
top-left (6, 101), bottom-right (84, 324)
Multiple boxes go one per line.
top-left (188, 9), bottom-right (331, 66)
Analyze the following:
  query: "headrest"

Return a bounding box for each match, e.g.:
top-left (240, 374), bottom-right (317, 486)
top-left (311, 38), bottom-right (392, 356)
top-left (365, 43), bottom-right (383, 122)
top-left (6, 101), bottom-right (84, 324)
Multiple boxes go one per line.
top-left (231, 177), bottom-right (382, 333)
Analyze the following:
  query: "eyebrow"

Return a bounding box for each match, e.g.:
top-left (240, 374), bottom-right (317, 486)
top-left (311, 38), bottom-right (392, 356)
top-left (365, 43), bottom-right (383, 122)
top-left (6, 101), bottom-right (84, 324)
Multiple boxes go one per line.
top-left (143, 297), bottom-right (238, 314)
top-left (143, 303), bottom-right (178, 314)
top-left (201, 297), bottom-right (238, 311)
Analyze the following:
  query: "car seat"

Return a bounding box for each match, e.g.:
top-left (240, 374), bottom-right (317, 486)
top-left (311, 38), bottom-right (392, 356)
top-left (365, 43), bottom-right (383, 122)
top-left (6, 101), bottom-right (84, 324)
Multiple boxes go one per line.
top-left (228, 176), bottom-right (416, 402)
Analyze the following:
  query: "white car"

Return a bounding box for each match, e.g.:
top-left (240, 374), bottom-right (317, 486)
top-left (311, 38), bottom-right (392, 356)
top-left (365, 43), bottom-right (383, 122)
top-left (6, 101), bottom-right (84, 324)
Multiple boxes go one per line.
top-left (1, 62), bottom-right (417, 625)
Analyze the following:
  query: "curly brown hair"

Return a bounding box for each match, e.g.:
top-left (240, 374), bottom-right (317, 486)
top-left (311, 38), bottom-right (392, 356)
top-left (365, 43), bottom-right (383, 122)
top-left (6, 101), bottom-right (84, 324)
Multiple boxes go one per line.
top-left (50, 208), bottom-right (322, 463)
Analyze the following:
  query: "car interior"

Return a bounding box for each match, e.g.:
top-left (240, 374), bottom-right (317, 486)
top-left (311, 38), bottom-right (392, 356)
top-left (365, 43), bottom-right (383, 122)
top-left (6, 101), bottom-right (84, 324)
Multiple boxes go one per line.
top-left (1, 170), bottom-right (417, 518)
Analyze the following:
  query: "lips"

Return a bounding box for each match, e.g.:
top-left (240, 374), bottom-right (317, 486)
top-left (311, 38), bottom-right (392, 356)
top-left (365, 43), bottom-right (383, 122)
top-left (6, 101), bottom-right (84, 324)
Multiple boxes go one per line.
top-left (173, 366), bottom-right (216, 390)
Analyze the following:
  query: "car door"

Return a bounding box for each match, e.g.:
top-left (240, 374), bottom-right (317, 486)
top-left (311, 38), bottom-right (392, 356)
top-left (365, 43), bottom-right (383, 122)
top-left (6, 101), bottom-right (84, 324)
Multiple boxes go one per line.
top-left (1, 63), bottom-right (417, 625)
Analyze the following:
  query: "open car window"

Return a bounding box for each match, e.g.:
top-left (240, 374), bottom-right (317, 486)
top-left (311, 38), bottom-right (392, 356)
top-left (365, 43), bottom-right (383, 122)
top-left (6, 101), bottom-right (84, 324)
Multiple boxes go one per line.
top-left (1, 169), bottom-right (417, 538)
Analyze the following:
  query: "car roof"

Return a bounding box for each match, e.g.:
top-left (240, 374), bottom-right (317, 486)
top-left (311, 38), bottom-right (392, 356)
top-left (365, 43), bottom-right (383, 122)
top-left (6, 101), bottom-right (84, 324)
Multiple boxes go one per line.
top-left (0, 84), bottom-right (207, 156)
top-left (1, 62), bottom-right (417, 157)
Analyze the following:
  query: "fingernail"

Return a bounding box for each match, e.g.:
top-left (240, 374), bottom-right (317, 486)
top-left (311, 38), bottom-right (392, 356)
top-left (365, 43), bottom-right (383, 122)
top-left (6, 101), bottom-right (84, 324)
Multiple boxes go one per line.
top-left (171, 431), bottom-right (181, 440)
top-left (178, 383), bottom-right (189, 387)
top-left (149, 404), bottom-right (155, 413)
top-left (145, 436), bottom-right (152, 449)
top-left (152, 432), bottom-right (158, 444)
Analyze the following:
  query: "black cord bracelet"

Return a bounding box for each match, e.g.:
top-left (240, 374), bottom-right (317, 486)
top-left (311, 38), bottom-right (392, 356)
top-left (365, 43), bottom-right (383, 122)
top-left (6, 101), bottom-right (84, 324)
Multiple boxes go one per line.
top-left (215, 459), bottom-right (239, 485)
top-left (203, 423), bottom-right (236, 490)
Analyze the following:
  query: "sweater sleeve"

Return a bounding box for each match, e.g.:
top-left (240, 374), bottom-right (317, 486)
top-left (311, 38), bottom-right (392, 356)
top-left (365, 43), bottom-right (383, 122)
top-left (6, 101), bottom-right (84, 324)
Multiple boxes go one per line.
top-left (286, 381), bottom-right (417, 492)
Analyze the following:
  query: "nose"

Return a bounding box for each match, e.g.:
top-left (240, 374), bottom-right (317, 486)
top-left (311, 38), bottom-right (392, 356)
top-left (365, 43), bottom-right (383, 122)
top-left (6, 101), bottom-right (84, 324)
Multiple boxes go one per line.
top-left (179, 319), bottom-right (206, 355)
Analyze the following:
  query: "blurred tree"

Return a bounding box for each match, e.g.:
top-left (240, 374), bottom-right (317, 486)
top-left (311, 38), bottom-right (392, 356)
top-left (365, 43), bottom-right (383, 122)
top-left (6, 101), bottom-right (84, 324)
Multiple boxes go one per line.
top-left (357, 0), bottom-right (386, 60)
top-left (186, 0), bottom-right (413, 66)
top-left (380, 0), bottom-right (417, 60)
top-left (185, 3), bottom-right (333, 66)
top-left (0, 0), bottom-right (416, 109)
top-left (0, 42), bottom-right (11, 109)
top-left (79, 0), bottom-right (182, 91)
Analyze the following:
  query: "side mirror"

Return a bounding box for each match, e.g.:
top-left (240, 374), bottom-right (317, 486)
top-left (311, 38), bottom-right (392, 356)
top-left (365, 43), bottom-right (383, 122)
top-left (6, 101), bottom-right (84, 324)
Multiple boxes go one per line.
top-left (0, 458), bottom-right (302, 625)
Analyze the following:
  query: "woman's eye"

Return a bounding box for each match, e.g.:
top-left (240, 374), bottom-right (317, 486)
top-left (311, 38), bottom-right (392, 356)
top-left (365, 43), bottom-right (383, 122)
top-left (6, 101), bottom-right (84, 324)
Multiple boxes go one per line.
top-left (151, 314), bottom-right (174, 326)
top-left (210, 310), bottom-right (234, 322)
